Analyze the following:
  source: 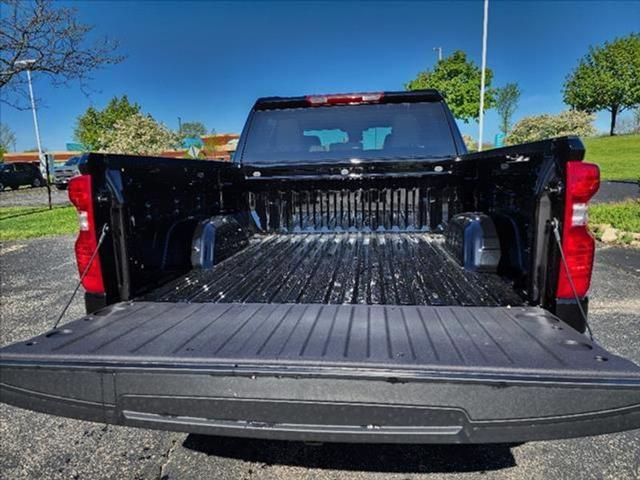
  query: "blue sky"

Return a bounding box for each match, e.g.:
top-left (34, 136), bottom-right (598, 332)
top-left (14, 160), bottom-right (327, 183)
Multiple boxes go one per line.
top-left (2, 0), bottom-right (639, 152)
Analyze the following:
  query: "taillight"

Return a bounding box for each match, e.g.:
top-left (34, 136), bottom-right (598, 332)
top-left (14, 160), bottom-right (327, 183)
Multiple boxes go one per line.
top-left (556, 161), bottom-right (600, 299)
top-left (306, 92), bottom-right (384, 106)
top-left (68, 175), bottom-right (105, 294)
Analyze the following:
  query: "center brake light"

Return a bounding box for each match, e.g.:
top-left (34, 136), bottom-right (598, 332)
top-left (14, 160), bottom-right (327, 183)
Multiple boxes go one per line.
top-left (306, 92), bottom-right (384, 106)
top-left (68, 175), bottom-right (105, 294)
top-left (556, 161), bottom-right (600, 299)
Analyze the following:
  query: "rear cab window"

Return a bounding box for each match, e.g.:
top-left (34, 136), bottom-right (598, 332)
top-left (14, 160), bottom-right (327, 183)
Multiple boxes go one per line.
top-left (241, 101), bottom-right (458, 165)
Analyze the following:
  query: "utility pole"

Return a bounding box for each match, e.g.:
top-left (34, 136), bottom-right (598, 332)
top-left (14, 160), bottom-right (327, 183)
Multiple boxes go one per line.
top-left (16, 59), bottom-right (51, 209)
top-left (433, 46), bottom-right (443, 62)
top-left (178, 117), bottom-right (182, 132)
top-left (478, 0), bottom-right (489, 152)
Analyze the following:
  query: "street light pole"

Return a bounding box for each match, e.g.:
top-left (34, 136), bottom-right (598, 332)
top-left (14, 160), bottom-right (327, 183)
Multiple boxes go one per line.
top-left (478, 0), bottom-right (489, 152)
top-left (433, 46), bottom-right (442, 62)
top-left (17, 61), bottom-right (45, 172)
top-left (17, 59), bottom-right (51, 209)
top-left (25, 68), bottom-right (44, 169)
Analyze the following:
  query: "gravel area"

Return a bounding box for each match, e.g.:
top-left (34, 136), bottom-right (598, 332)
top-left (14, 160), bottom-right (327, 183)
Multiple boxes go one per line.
top-left (0, 236), bottom-right (639, 480)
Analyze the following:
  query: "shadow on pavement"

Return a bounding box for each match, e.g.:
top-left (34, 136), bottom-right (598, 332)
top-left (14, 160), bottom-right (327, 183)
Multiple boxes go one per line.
top-left (0, 206), bottom-right (67, 220)
top-left (182, 434), bottom-right (518, 473)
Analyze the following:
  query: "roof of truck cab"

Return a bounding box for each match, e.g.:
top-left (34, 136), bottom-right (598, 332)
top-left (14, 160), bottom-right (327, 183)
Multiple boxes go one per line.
top-left (253, 89), bottom-right (444, 110)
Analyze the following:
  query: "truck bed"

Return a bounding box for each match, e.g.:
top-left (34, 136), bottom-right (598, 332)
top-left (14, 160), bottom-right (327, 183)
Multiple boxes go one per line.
top-left (146, 233), bottom-right (523, 306)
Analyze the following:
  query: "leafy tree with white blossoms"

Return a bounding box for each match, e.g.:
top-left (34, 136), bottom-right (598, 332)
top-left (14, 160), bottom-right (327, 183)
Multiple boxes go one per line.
top-left (101, 113), bottom-right (178, 155)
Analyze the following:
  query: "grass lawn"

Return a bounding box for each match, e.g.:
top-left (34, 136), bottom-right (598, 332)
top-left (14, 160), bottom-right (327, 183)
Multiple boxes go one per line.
top-left (583, 134), bottom-right (640, 181)
top-left (0, 206), bottom-right (78, 241)
top-left (590, 200), bottom-right (640, 245)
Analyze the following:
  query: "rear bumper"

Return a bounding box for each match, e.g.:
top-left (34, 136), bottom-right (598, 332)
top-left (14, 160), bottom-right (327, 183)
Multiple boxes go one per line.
top-left (2, 361), bottom-right (640, 444)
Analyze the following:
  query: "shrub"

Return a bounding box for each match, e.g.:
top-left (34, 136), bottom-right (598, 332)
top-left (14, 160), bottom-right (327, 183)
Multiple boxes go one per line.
top-left (100, 113), bottom-right (178, 155)
top-left (461, 134), bottom-right (477, 152)
top-left (506, 110), bottom-right (597, 145)
top-left (460, 135), bottom-right (494, 152)
top-left (590, 200), bottom-right (640, 233)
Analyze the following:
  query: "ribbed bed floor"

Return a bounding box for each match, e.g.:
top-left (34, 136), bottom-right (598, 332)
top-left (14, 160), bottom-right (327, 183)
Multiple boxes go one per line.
top-left (146, 233), bottom-right (523, 307)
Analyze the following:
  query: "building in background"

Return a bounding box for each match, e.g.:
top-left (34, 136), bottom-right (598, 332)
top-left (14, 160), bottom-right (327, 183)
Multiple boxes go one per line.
top-left (2, 133), bottom-right (241, 164)
top-left (201, 133), bottom-right (240, 161)
top-left (2, 151), bottom-right (80, 164)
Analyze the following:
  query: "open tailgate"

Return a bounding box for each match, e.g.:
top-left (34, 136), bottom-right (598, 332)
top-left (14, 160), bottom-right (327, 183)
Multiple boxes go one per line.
top-left (1, 301), bottom-right (640, 443)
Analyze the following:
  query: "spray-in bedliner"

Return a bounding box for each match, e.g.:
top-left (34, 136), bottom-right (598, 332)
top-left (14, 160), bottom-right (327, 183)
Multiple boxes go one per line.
top-left (145, 233), bottom-right (524, 306)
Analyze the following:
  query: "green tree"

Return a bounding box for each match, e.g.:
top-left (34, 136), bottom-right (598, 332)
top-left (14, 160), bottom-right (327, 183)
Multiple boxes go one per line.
top-left (564, 34), bottom-right (640, 136)
top-left (0, 124), bottom-right (17, 152)
top-left (100, 113), bottom-right (178, 155)
top-left (405, 50), bottom-right (495, 123)
top-left (74, 96), bottom-right (140, 150)
top-left (495, 83), bottom-right (521, 135)
top-left (178, 121), bottom-right (207, 142)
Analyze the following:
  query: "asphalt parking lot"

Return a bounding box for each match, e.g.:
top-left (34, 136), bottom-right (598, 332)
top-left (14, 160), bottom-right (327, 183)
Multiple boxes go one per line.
top-left (592, 180), bottom-right (639, 204)
top-left (0, 236), bottom-right (639, 480)
top-left (0, 186), bottom-right (70, 207)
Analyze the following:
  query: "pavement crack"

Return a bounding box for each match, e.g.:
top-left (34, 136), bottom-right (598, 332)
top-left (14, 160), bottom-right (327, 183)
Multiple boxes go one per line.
top-left (158, 438), bottom-right (179, 480)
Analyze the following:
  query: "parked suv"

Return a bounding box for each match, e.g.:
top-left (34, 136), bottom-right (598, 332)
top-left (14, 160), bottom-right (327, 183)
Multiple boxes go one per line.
top-left (53, 156), bottom-right (82, 190)
top-left (0, 162), bottom-right (45, 191)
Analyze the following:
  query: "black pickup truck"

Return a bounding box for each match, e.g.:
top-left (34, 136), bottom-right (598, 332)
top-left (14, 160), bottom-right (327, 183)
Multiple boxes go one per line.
top-left (1, 90), bottom-right (639, 444)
